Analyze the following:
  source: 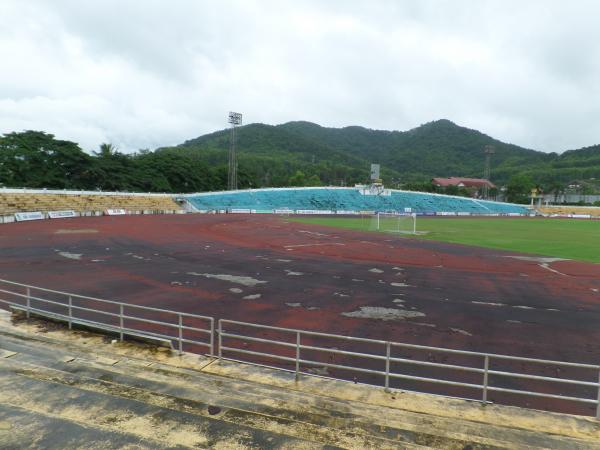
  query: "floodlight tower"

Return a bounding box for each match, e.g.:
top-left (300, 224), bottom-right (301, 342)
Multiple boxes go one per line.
top-left (228, 112), bottom-right (242, 190)
top-left (483, 145), bottom-right (495, 199)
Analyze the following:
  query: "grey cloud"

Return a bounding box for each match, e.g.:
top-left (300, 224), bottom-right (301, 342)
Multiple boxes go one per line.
top-left (1, 0), bottom-right (600, 153)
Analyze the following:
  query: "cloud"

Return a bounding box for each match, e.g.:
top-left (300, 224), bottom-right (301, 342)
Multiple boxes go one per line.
top-left (1, 0), bottom-right (599, 153)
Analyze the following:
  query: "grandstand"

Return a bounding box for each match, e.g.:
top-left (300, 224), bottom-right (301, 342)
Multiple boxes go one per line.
top-left (0, 187), bottom-right (530, 223)
top-left (183, 187), bottom-right (530, 215)
top-left (538, 205), bottom-right (600, 218)
top-left (1, 186), bottom-right (600, 446)
top-left (0, 189), bottom-right (182, 217)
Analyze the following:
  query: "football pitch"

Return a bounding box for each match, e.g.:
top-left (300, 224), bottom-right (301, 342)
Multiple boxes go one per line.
top-left (290, 216), bottom-right (600, 263)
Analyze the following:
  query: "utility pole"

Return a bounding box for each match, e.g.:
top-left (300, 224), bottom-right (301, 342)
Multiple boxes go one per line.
top-left (483, 145), bottom-right (495, 199)
top-left (228, 112), bottom-right (242, 190)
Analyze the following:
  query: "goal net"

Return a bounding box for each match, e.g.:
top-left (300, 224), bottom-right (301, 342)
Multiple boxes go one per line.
top-left (370, 212), bottom-right (417, 234)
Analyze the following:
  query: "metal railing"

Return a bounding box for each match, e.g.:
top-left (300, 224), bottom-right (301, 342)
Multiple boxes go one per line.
top-left (218, 319), bottom-right (600, 418)
top-left (0, 278), bottom-right (598, 418)
top-left (0, 279), bottom-right (214, 355)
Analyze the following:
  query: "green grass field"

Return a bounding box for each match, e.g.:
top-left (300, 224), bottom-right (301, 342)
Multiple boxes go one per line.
top-left (290, 216), bottom-right (600, 263)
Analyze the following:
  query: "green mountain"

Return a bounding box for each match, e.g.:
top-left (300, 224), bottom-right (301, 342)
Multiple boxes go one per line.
top-left (168, 119), bottom-right (598, 187)
top-left (3, 121), bottom-right (600, 198)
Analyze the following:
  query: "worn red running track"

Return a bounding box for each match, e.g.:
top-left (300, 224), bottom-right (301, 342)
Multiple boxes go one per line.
top-left (1, 214), bottom-right (599, 414)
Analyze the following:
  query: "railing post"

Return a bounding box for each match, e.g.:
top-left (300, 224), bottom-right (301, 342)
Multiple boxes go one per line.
top-left (295, 331), bottom-right (301, 382)
top-left (178, 314), bottom-right (183, 355)
top-left (596, 368), bottom-right (600, 420)
top-left (68, 296), bottom-right (72, 330)
top-left (26, 287), bottom-right (31, 318)
top-left (119, 304), bottom-right (124, 342)
top-left (482, 355), bottom-right (490, 403)
top-left (209, 318), bottom-right (214, 356)
top-left (384, 342), bottom-right (391, 392)
top-left (217, 320), bottom-right (222, 358)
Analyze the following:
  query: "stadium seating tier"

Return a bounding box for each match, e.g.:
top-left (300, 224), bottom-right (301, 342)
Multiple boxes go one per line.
top-left (538, 206), bottom-right (600, 217)
top-left (186, 188), bottom-right (530, 215)
top-left (0, 193), bottom-right (182, 215)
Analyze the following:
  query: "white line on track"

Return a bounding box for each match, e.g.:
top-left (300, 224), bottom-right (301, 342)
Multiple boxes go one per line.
top-left (284, 243), bottom-right (345, 249)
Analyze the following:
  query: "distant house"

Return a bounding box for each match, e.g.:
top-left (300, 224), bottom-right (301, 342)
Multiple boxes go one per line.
top-left (431, 177), bottom-right (496, 190)
top-left (431, 177), bottom-right (497, 199)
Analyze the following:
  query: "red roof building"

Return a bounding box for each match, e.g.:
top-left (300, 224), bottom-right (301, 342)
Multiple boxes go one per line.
top-left (432, 177), bottom-right (496, 189)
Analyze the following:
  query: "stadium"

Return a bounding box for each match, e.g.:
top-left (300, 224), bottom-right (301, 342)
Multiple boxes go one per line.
top-left (4, 1), bottom-right (600, 446)
top-left (1, 183), bottom-right (600, 445)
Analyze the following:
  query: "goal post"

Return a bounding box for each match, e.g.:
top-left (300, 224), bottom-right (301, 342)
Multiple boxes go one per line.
top-left (371, 212), bottom-right (416, 234)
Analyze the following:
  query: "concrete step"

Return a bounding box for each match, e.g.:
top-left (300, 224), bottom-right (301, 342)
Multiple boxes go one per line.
top-left (0, 354), bottom-right (514, 449)
top-left (1, 318), bottom-right (599, 449)
top-left (0, 332), bottom-right (423, 449)
top-left (0, 361), bottom-right (338, 449)
top-left (0, 403), bottom-right (181, 450)
top-left (0, 338), bottom-right (431, 447)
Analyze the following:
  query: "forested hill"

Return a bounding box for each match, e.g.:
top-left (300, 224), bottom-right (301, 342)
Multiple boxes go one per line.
top-left (172, 119), bottom-right (597, 187)
top-left (2, 120), bottom-right (600, 199)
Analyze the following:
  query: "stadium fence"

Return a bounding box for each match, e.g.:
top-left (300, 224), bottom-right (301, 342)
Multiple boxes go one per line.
top-left (0, 279), bottom-right (598, 419)
top-left (0, 279), bottom-right (213, 355)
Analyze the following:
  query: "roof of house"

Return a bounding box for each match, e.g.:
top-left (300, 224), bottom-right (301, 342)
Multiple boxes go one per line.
top-left (432, 177), bottom-right (496, 189)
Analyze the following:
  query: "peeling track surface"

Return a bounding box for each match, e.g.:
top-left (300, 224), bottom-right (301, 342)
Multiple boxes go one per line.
top-left (1, 214), bottom-right (599, 415)
top-left (1, 316), bottom-right (600, 449)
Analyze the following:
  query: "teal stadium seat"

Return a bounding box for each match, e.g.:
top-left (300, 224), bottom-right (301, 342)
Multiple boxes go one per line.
top-left (186, 188), bottom-right (529, 215)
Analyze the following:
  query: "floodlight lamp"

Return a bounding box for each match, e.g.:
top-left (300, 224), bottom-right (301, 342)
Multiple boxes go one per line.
top-left (228, 112), bottom-right (242, 125)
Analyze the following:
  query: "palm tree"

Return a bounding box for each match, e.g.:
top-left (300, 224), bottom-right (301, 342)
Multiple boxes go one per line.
top-left (95, 143), bottom-right (117, 158)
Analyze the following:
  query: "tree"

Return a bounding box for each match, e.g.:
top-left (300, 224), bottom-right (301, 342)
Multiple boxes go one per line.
top-left (130, 152), bottom-right (218, 193)
top-left (94, 142), bottom-right (117, 158)
top-left (444, 185), bottom-right (459, 196)
top-left (89, 146), bottom-right (135, 191)
top-left (0, 131), bottom-right (92, 189)
top-left (506, 174), bottom-right (535, 204)
top-left (288, 170), bottom-right (306, 186)
top-left (306, 174), bottom-right (322, 186)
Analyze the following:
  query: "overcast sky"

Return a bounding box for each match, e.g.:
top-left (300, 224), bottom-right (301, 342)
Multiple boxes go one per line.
top-left (1, 1), bottom-right (599, 154)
